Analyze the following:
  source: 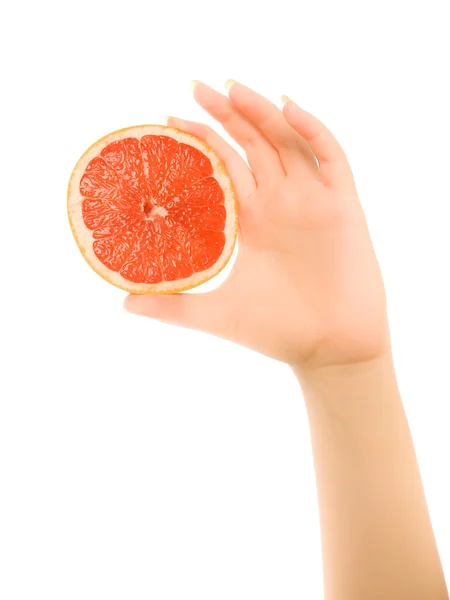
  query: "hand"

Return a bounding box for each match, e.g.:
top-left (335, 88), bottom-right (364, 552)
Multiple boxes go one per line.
top-left (124, 80), bottom-right (390, 371)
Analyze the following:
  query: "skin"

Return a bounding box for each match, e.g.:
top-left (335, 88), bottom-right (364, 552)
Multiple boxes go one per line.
top-left (124, 80), bottom-right (449, 599)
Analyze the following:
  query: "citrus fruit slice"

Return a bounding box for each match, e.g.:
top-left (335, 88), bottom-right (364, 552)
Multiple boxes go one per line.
top-left (67, 125), bottom-right (238, 294)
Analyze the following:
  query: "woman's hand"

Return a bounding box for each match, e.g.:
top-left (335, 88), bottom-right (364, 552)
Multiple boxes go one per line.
top-left (124, 80), bottom-right (389, 371)
top-left (125, 85), bottom-right (450, 599)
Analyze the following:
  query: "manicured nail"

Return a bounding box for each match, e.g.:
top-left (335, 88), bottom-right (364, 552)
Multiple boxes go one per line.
top-left (190, 80), bottom-right (200, 92)
top-left (281, 95), bottom-right (305, 112)
top-left (225, 79), bottom-right (236, 92)
top-left (280, 94), bottom-right (293, 105)
top-left (165, 116), bottom-right (190, 131)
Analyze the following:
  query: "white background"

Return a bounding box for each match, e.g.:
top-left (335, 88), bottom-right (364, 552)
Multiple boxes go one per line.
top-left (1, 0), bottom-right (449, 598)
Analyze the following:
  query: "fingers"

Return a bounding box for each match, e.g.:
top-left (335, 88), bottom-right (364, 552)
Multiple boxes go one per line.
top-left (281, 97), bottom-right (354, 187)
top-left (166, 116), bottom-right (256, 202)
top-left (123, 290), bottom-right (233, 341)
top-left (192, 80), bottom-right (353, 189)
top-left (191, 81), bottom-right (286, 186)
top-left (225, 81), bottom-right (319, 179)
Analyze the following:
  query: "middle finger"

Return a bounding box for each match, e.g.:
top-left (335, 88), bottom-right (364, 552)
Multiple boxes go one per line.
top-left (191, 80), bottom-right (285, 187)
top-left (226, 80), bottom-right (319, 179)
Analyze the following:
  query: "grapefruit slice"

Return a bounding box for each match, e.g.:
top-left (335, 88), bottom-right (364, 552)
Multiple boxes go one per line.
top-left (67, 125), bottom-right (238, 294)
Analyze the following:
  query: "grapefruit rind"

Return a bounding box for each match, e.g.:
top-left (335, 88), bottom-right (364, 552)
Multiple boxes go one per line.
top-left (67, 124), bottom-right (238, 294)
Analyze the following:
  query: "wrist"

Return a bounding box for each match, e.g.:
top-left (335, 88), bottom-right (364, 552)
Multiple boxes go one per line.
top-left (292, 352), bottom-right (399, 414)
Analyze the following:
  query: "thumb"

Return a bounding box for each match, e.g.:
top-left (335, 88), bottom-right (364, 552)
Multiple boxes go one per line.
top-left (123, 290), bottom-right (232, 339)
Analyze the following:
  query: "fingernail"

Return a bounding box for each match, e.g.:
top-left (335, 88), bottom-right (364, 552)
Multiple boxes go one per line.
top-left (225, 79), bottom-right (236, 92)
top-left (167, 116), bottom-right (188, 130)
top-left (163, 115), bottom-right (173, 125)
top-left (190, 80), bottom-right (200, 92)
top-left (281, 95), bottom-right (305, 112)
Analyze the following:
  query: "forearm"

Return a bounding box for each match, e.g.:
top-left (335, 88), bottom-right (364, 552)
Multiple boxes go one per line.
top-left (294, 354), bottom-right (449, 600)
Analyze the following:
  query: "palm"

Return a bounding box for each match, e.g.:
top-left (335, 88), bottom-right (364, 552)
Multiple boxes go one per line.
top-left (126, 81), bottom-right (389, 370)
top-left (219, 175), bottom-right (386, 366)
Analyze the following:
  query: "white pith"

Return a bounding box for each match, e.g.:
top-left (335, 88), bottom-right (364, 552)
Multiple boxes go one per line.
top-left (67, 125), bottom-right (238, 294)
